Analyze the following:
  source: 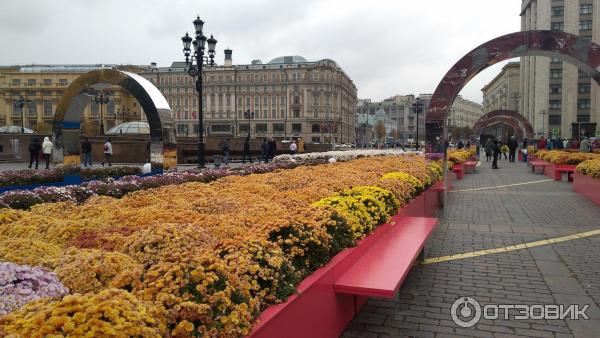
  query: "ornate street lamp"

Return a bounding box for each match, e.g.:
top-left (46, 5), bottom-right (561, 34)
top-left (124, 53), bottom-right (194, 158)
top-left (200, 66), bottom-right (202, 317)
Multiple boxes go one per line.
top-left (411, 97), bottom-right (424, 151)
top-left (182, 15), bottom-right (217, 168)
top-left (93, 91), bottom-right (110, 134)
top-left (243, 109), bottom-right (255, 138)
top-left (12, 95), bottom-right (31, 133)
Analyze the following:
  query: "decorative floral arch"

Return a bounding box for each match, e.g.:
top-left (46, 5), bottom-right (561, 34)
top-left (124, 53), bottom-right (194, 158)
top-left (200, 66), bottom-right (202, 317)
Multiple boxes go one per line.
top-left (472, 110), bottom-right (534, 140)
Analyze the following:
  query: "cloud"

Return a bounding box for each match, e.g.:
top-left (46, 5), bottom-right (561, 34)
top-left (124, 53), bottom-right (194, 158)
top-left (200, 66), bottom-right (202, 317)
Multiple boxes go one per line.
top-left (0, 0), bottom-right (522, 103)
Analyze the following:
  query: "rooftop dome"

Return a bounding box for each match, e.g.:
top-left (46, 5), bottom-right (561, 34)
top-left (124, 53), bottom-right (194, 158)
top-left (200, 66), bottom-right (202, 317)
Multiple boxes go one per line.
top-left (268, 55), bottom-right (308, 64)
top-left (105, 121), bottom-right (150, 135)
top-left (0, 125), bottom-right (36, 133)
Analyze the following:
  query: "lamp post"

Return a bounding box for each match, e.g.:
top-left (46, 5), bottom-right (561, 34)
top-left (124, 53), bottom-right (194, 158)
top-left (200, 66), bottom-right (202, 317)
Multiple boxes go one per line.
top-left (411, 97), bottom-right (424, 151)
top-left (182, 15), bottom-right (217, 168)
top-left (243, 109), bottom-right (255, 138)
top-left (93, 91), bottom-right (110, 135)
top-left (12, 95), bottom-right (31, 133)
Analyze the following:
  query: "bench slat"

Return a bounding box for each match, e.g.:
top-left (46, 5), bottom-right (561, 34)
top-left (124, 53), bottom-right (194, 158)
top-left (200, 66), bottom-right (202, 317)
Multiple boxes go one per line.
top-left (333, 217), bottom-right (438, 299)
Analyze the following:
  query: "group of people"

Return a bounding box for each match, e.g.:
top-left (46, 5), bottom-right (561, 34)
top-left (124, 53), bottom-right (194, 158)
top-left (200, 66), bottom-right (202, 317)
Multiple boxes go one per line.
top-left (27, 137), bottom-right (113, 170)
top-left (483, 136), bottom-right (519, 169)
top-left (27, 137), bottom-right (54, 170)
top-left (537, 135), bottom-right (594, 153)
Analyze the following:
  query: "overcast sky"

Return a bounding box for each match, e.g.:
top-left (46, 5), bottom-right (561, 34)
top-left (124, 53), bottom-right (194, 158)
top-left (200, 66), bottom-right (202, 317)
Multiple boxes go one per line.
top-left (0, 0), bottom-right (522, 104)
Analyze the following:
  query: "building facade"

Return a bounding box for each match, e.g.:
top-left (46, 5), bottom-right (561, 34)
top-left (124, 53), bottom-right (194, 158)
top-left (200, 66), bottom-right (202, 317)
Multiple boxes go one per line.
top-left (0, 65), bottom-right (145, 134)
top-left (355, 95), bottom-right (424, 141)
top-left (448, 95), bottom-right (484, 128)
top-left (482, 62), bottom-right (521, 113)
top-left (520, 0), bottom-right (600, 139)
top-left (140, 54), bottom-right (357, 144)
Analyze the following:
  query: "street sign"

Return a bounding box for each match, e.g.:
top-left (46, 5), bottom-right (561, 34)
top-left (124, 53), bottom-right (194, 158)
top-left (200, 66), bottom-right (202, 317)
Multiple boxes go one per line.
top-left (551, 128), bottom-right (560, 135)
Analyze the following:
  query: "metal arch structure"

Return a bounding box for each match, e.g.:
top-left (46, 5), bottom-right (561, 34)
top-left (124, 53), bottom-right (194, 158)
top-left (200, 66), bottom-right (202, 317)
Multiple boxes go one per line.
top-left (425, 30), bottom-right (600, 206)
top-left (52, 69), bottom-right (176, 169)
top-left (472, 110), bottom-right (534, 141)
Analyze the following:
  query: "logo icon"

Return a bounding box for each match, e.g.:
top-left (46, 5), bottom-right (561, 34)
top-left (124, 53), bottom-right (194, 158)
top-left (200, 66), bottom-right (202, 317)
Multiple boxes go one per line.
top-left (451, 297), bottom-right (481, 327)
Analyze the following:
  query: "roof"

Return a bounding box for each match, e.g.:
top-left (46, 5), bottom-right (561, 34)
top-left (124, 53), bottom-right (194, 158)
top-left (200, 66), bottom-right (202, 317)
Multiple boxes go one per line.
top-left (268, 55), bottom-right (308, 64)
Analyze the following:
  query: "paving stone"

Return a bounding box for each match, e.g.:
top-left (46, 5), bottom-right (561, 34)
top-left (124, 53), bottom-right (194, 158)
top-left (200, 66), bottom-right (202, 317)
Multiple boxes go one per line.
top-left (343, 161), bottom-right (600, 337)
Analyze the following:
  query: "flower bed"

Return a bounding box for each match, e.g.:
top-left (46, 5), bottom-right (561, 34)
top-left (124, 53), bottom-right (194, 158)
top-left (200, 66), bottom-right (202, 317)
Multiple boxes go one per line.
top-left (0, 169), bottom-right (63, 188)
top-left (576, 158), bottom-right (600, 179)
top-left (0, 155), bottom-right (440, 337)
top-left (447, 148), bottom-right (475, 164)
top-left (535, 150), bottom-right (599, 165)
top-left (274, 149), bottom-right (419, 164)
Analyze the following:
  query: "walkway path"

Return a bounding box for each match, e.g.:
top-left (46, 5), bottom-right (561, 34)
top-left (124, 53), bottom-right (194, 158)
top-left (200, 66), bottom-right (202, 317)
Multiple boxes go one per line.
top-left (343, 158), bottom-right (600, 338)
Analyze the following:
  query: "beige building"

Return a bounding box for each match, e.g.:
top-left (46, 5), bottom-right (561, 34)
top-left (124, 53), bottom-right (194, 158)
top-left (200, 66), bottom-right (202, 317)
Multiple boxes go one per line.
top-left (520, 0), bottom-right (600, 139)
top-left (140, 54), bottom-right (357, 144)
top-left (448, 95), bottom-right (484, 128)
top-left (482, 62), bottom-right (521, 113)
top-left (0, 65), bottom-right (145, 134)
top-left (355, 95), bottom-right (423, 140)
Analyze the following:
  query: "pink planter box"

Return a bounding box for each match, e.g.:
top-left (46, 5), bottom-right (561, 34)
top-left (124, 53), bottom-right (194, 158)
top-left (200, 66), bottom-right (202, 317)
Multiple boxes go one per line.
top-left (248, 187), bottom-right (441, 338)
top-left (543, 162), bottom-right (556, 178)
top-left (573, 173), bottom-right (600, 207)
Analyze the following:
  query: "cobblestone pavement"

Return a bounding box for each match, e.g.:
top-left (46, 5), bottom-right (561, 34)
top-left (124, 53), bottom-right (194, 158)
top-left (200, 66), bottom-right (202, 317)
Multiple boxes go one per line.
top-left (343, 159), bottom-right (600, 338)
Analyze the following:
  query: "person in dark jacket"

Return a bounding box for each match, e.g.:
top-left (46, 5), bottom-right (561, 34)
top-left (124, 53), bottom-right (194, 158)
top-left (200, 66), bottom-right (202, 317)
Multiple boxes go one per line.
top-left (492, 139), bottom-right (500, 169)
top-left (28, 138), bottom-right (41, 169)
top-left (484, 138), bottom-right (494, 162)
top-left (242, 136), bottom-right (251, 163)
top-left (82, 137), bottom-right (92, 167)
top-left (222, 139), bottom-right (230, 165)
top-left (508, 136), bottom-right (518, 163)
top-left (268, 138), bottom-right (277, 160)
top-left (457, 139), bottom-right (464, 149)
top-left (260, 138), bottom-right (269, 163)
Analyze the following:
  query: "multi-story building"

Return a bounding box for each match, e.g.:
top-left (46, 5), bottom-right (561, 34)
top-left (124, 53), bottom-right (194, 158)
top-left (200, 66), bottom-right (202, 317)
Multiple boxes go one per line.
top-left (140, 53), bottom-right (357, 144)
top-left (520, 0), bottom-right (600, 139)
top-left (0, 64), bottom-right (145, 134)
top-left (355, 95), bottom-right (423, 140)
top-left (482, 62), bottom-right (521, 113)
top-left (416, 94), bottom-right (483, 129)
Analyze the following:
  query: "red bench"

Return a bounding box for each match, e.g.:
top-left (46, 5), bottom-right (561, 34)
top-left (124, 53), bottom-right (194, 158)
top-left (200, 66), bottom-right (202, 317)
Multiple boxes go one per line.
top-left (452, 165), bottom-right (464, 180)
top-left (529, 160), bottom-right (551, 173)
top-left (553, 164), bottom-right (576, 181)
top-left (334, 217), bottom-right (438, 298)
top-left (465, 160), bottom-right (477, 174)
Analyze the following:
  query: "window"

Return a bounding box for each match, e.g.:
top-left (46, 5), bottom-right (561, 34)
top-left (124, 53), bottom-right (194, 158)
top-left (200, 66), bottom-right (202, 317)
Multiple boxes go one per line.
top-left (550, 57), bottom-right (561, 64)
top-left (293, 96), bottom-right (300, 104)
top-left (312, 124), bottom-right (320, 133)
top-left (552, 6), bottom-right (564, 16)
top-left (273, 123), bottom-right (285, 133)
top-left (311, 137), bottom-right (320, 143)
top-left (43, 100), bottom-right (53, 116)
top-left (292, 123), bottom-right (302, 133)
top-left (59, 79), bottom-right (68, 86)
top-left (27, 100), bottom-right (37, 116)
top-left (177, 124), bottom-right (187, 134)
top-left (550, 69), bottom-right (562, 79)
top-left (239, 123), bottom-right (250, 133)
top-left (549, 115), bottom-right (561, 125)
top-left (11, 79), bottom-right (21, 86)
top-left (580, 4), bottom-right (593, 15)
top-left (43, 79), bottom-right (52, 86)
top-left (550, 85), bottom-right (562, 94)
top-left (255, 123), bottom-right (267, 134)
top-left (579, 69), bottom-right (591, 78)
top-left (578, 99), bottom-right (590, 109)
top-left (551, 22), bottom-right (564, 31)
top-left (548, 100), bottom-right (562, 109)
top-left (579, 20), bottom-right (592, 31)
top-left (577, 114), bottom-right (590, 123)
top-left (211, 124), bottom-right (232, 133)
top-left (578, 83), bottom-right (591, 93)
top-left (27, 79), bottom-right (36, 87)
top-left (293, 108), bottom-right (300, 118)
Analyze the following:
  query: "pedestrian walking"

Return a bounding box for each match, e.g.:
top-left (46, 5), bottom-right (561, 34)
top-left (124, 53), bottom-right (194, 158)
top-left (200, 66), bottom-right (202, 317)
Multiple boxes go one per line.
top-left (290, 140), bottom-right (298, 155)
top-left (82, 137), bottom-right (92, 167)
top-left (484, 138), bottom-right (493, 162)
top-left (268, 138), bottom-right (277, 160)
top-left (508, 136), bottom-right (518, 162)
top-left (492, 139), bottom-right (500, 169)
top-left (260, 138), bottom-right (269, 163)
top-left (500, 142), bottom-right (509, 160)
top-left (222, 139), bottom-right (230, 165)
top-left (28, 138), bottom-right (41, 169)
top-left (580, 137), bottom-right (591, 153)
top-left (101, 139), bottom-right (112, 166)
top-left (242, 136), bottom-right (251, 163)
top-left (42, 137), bottom-right (53, 169)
